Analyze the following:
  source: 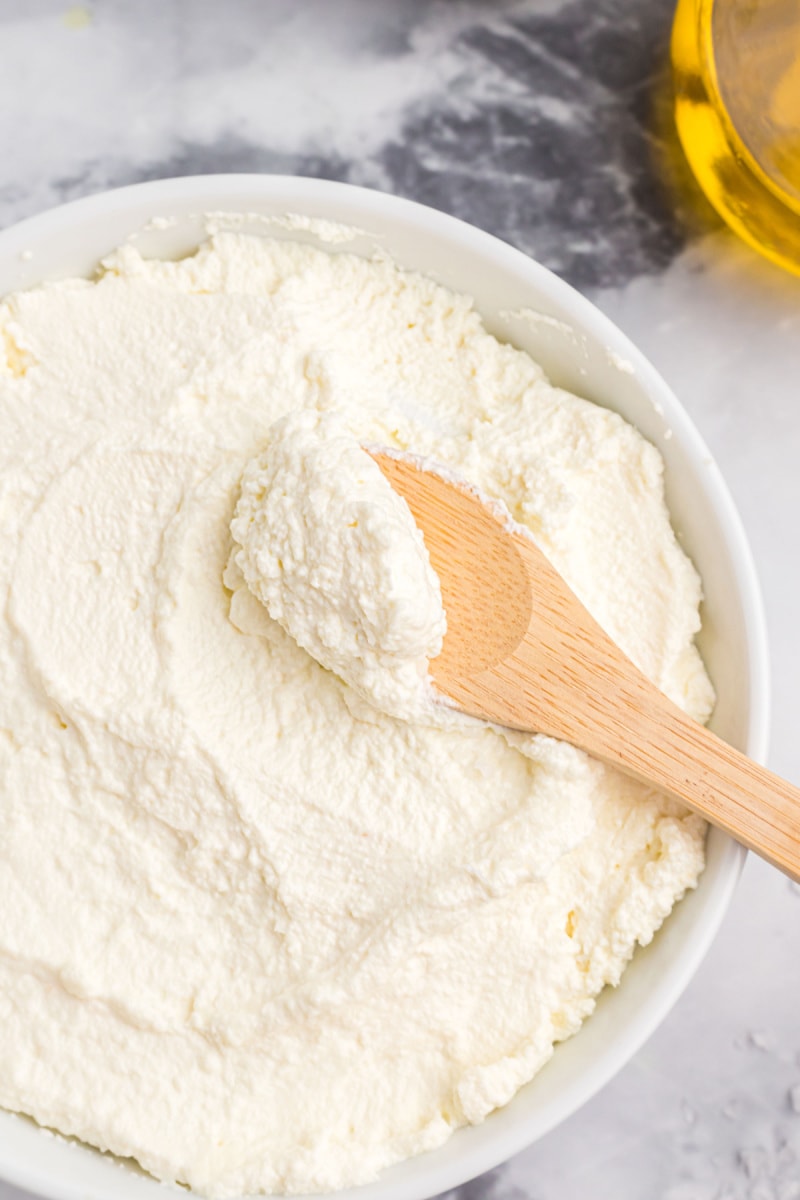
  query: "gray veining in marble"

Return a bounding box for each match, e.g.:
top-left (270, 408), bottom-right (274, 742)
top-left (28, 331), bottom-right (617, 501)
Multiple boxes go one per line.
top-left (1, 2), bottom-right (800, 1199)
top-left (2, 0), bottom-right (713, 288)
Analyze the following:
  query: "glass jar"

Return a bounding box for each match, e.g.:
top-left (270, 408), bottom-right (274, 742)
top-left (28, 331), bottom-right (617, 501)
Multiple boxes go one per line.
top-left (672, 0), bottom-right (800, 275)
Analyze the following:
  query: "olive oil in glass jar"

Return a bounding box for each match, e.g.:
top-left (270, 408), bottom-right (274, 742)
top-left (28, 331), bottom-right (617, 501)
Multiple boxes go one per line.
top-left (672, 0), bottom-right (800, 274)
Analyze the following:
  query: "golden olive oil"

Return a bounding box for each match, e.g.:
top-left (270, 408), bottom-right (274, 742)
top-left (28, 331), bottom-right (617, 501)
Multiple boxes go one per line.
top-left (672, 0), bottom-right (800, 275)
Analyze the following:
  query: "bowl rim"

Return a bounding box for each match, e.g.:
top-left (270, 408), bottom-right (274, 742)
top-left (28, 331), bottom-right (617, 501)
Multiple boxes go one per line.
top-left (0, 174), bottom-right (770, 1200)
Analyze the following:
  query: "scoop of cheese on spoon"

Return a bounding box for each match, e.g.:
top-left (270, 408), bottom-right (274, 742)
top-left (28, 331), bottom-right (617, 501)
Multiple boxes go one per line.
top-left (231, 411), bottom-right (447, 720)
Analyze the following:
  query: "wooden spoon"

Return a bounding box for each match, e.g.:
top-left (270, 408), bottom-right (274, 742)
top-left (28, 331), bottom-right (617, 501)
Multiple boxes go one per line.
top-left (370, 451), bottom-right (800, 882)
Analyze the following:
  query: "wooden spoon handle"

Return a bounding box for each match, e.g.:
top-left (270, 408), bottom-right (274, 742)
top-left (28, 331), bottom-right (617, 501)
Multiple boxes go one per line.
top-left (448, 531), bottom-right (800, 881)
top-left (552, 663), bottom-right (800, 882)
top-left (513, 544), bottom-right (800, 883)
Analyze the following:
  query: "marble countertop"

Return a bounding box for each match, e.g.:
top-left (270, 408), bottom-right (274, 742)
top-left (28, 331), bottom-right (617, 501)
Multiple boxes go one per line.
top-left (1, 2), bottom-right (799, 1198)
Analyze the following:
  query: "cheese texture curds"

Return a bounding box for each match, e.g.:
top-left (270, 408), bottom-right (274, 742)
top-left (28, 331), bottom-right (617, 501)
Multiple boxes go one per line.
top-left (230, 409), bottom-right (446, 720)
top-left (0, 231), bottom-right (714, 1197)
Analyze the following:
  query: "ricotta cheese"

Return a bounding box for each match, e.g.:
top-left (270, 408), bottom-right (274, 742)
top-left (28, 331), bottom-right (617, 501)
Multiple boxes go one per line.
top-left (230, 410), bottom-right (445, 719)
top-left (0, 230), bottom-right (714, 1198)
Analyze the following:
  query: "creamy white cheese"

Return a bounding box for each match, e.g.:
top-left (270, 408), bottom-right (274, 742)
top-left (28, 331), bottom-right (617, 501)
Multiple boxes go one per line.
top-left (0, 231), bottom-right (714, 1198)
top-left (230, 410), bottom-right (445, 719)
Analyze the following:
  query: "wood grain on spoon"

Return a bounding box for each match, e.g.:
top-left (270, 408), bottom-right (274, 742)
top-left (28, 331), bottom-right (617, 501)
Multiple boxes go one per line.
top-left (370, 450), bottom-right (800, 883)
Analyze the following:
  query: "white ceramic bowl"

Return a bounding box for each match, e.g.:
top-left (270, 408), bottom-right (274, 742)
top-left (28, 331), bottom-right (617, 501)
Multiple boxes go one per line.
top-left (0, 176), bottom-right (769, 1200)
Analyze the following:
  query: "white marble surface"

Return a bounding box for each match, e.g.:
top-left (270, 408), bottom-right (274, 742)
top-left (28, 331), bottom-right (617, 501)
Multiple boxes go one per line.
top-left (1, 2), bottom-right (800, 1198)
